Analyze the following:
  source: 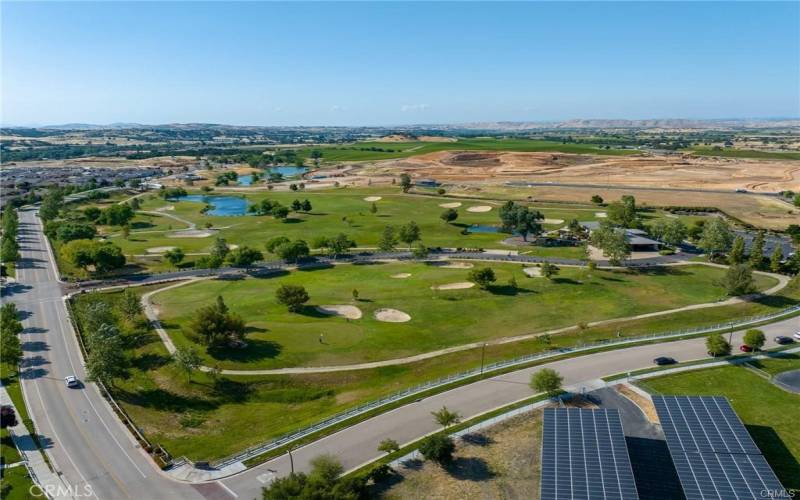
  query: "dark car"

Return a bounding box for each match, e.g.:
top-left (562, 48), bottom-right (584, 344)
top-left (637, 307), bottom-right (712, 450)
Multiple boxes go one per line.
top-left (773, 336), bottom-right (794, 345)
top-left (739, 344), bottom-right (753, 353)
top-left (653, 356), bottom-right (677, 366)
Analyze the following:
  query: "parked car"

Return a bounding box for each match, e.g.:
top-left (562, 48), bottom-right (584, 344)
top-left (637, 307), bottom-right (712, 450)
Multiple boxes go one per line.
top-left (794, 331), bottom-right (800, 341)
top-left (653, 356), bottom-right (677, 366)
top-left (64, 375), bottom-right (80, 388)
top-left (739, 344), bottom-right (753, 353)
top-left (773, 336), bottom-right (794, 345)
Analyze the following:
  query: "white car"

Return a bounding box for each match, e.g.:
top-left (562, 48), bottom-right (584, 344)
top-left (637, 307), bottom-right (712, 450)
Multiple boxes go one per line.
top-left (794, 331), bottom-right (800, 341)
top-left (64, 375), bottom-right (79, 388)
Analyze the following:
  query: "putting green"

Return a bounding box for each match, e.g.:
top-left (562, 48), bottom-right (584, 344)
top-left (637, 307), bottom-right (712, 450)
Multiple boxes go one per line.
top-left (154, 261), bottom-right (777, 370)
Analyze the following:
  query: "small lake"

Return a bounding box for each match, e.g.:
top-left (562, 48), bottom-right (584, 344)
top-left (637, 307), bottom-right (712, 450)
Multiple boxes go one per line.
top-left (469, 224), bottom-right (503, 233)
top-left (238, 166), bottom-right (308, 185)
top-left (179, 195), bottom-right (248, 216)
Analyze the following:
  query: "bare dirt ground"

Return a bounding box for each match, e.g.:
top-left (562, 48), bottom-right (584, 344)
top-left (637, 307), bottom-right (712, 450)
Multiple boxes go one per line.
top-left (367, 150), bottom-right (800, 193)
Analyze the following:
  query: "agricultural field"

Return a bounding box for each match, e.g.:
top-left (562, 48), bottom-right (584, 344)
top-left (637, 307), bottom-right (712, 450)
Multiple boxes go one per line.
top-left (73, 276), bottom-right (799, 462)
top-left (154, 262), bottom-right (777, 370)
top-left (690, 148), bottom-right (800, 161)
top-left (640, 356), bottom-right (800, 489)
top-left (69, 188), bottom-right (701, 274)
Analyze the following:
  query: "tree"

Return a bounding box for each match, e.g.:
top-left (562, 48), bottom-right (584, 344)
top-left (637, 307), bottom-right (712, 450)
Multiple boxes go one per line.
top-left (39, 189), bottom-right (64, 221)
top-left (399, 173), bottom-right (412, 192)
top-left (99, 204), bottom-right (135, 226)
top-left (794, 193), bottom-right (800, 207)
top-left (499, 201), bottom-right (544, 241)
top-left (313, 233), bottom-right (356, 257)
top-left (265, 236), bottom-right (291, 254)
top-left (164, 247), bottom-right (185, 267)
top-left (418, 433), bottom-right (455, 465)
top-left (92, 243), bottom-right (126, 273)
top-left (541, 262), bottom-right (559, 280)
top-left (729, 236), bottom-right (746, 264)
top-left (173, 346), bottom-right (202, 382)
top-left (369, 202), bottom-right (378, 215)
top-left (467, 267), bottom-right (496, 289)
top-left (275, 284), bottom-right (309, 312)
top-left (119, 288), bottom-right (142, 321)
top-left (84, 206), bottom-right (101, 221)
top-left (56, 222), bottom-right (97, 242)
top-left (743, 329), bottom-right (765, 350)
top-left (769, 246), bottom-right (783, 273)
top-left (1, 237), bottom-right (19, 264)
top-left (377, 225), bottom-right (398, 252)
top-left (530, 368), bottom-right (563, 397)
top-left (398, 221), bottom-right (421, 245)
top-left (275, 240), bottom-right (310, 263)
top-left (432, 406), bottom-right (461, 429)
top-left (308, 454), bottom-right (343, 484)
top-left (440, 208), bottom-right (458, 224)
top-left (301, 199), bottom-right (312, 212)
top-left (0, 304), bottom-right (23, 370)
top-left (129, 197), bottom-right (141, 210)
top-left (272, 205), bottom-right (291, 221)
top-left (606, 195), bottom-right (638, 228)
top-left (226, 246), bottom-right (263, 267)
top-left (699, 218), bottom-right (734, 258)
top-left (749, 231), bottom-right (765, 269)
top-left (661, 219), bottom-right (688, 247)
top-left (85, 325), bottom-right (127, 387)
top-left (211, 237), bottom-right (230, 261)
top-left (411, 242), bottom-right (429, 260)
top-left (189, 296), bottom-right (246, 347)
top-left (60, 240), bottom-right (125, 274)
top-left (721, 263), bottom-right (754, 296)
top-left (591, 195), bottom-right (604, 205)
top-left (706, 333), bottom-right (731, 357)
top-left (378, 438), bottom-right (400, 455)
top-left (590, 223), bottom-right (631, 265)
top-left (291, 199), bottom-right (302, 211)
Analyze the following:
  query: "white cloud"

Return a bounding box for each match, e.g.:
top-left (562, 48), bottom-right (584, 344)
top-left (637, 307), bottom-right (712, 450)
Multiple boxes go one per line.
top-left (401, 104), bottom-right (430, 112)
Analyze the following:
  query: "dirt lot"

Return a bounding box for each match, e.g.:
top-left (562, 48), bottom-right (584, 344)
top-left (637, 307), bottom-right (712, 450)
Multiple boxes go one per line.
top-left (367, 150), bottom-right (800, 193)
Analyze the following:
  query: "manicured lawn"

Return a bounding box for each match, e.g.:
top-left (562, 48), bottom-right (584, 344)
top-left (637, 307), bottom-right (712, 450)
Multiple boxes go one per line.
top-left (0, 466), bottom-right (37, 500)
top-left (154, 262), bottom-right (776, 370)
top-left (75, 275), bottom-right (796, 462)
top-left (640, 357), bottom-right (800, 489)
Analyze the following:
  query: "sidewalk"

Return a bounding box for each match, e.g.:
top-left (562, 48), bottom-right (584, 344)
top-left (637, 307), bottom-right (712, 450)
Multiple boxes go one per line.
top-left (0, 383), bottom-right (74, 500)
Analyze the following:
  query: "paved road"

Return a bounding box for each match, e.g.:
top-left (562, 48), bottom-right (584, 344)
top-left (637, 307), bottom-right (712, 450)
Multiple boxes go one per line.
top-left (6, 206), bottom-right (799, 499)
top-left (8, 208), bottom-right (209, 500)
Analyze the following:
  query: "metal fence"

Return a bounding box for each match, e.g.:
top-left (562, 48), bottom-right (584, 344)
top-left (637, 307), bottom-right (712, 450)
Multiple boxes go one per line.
top-left (200, 302), bottom-right (800, 470)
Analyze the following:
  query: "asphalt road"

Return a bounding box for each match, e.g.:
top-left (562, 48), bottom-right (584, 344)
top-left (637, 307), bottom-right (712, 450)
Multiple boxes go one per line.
top-left (6, 206), bottom-right (799, 499)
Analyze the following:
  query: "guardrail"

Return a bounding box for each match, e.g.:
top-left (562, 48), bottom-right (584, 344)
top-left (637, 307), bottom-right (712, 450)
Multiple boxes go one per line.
top-left (197, 302), bottom-right (800, 470)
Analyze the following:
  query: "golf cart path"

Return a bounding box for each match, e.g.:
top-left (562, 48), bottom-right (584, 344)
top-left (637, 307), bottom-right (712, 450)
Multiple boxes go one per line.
top-left (141, 263), bottom-right (791, 375)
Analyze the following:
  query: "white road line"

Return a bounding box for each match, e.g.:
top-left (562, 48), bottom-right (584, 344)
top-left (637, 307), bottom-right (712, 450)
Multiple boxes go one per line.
top-left (218, 481), bottom-right (239, 498)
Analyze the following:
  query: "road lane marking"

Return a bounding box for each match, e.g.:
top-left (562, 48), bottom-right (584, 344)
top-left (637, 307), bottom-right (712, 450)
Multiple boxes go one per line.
top-left (218, 481), bottom-right (239, 498)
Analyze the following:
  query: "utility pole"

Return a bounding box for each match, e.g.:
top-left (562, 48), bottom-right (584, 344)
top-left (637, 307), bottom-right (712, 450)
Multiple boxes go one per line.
top-left (480, 343), bottom-right (487, 375)
top-left (288, 447), bottom-right (294, 474)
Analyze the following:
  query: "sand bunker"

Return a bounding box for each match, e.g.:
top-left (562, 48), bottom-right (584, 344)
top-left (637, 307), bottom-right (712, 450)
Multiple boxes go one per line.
top-left (431, 282), bottom-right (475, 290)
top-left (157, 205), bottom-right (175, 212)
top-left (439, 202), bottom-right (462, 208)
top-left (523, 267), bottom-right (543, 277)
top-left (374, 308), bottom-right (411, 323)
top-left (146, 246), bottom-right (177, 254)
top-left (595, 212), bottom-right (607, 218)
top-left (543, 218), bottom-right (564, 225)
top-left (364, 196), bottom-right (383, 202)
top-left (168, 229), bottom-right (217, 238)
top-left (391, 273), bottom-right (412, 279)
top-left (431, 261), bottom-right (474, 269)
top-left (315, 305), bottom-right (362, 320)
top-left (466, 205), bottom-right (493, 213)
top-left (227, 244), bottom-right (239, 250)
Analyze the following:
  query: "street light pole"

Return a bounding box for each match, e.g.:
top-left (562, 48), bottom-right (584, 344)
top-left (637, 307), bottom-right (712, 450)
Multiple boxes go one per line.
top-left (288, 447), bottom-right (294, 474)
top-left (480, 343), bottom-right (487, 375)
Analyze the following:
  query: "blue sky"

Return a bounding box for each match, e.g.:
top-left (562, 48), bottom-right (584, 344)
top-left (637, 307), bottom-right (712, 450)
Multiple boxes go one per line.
top-left (2, 1), bottom-right (798, 126)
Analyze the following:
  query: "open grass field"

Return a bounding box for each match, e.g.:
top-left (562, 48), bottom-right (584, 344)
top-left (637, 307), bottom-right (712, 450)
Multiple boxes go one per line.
top-left (640, 356), bottom-right (800, 490)
top-left (690, 148), bottom-right (800, 161)
top-left (76, 276), bottom-right (798, 461)
top-left (73, 188), bottom-right (702, 274)
top-left (155, 262), bottom-right (776, 370)
top-left (294, 138), bottom-right (637, 163)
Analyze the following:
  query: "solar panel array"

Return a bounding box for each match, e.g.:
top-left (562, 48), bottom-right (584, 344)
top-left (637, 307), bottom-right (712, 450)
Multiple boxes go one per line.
top-left (541, 408), bottom-right (639, 500)
top-left (652, 396), bottom-right (785, 500)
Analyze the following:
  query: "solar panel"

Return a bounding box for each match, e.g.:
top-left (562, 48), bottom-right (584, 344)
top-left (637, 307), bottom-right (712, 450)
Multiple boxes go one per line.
top-left (652, 396), bottom-right (760, 455)
top-left (541, 408), bottom-right (639, 500)
top-left (652, 396), bottom-right (786, 500)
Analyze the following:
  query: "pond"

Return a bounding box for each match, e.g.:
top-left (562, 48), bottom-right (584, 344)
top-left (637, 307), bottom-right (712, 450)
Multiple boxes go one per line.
top-left (469, 224), bottom-right (504, 233)
top-left (239, 166), bottom-right (309, 185)
top-left (179, 195), bottom-right (248, 216)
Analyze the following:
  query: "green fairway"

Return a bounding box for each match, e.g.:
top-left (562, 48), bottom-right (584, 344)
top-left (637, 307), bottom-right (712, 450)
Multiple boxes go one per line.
top-left (76, 188), bottom-right (699, 274)
top-left (293, 138), bottom-right (638, 163)
top-left (640, 356), bottom-right (800, 489)
top-left (154, 262), bottom-right (776, 370)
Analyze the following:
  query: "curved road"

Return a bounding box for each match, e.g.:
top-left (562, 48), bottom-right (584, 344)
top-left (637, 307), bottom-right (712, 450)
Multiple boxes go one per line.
top-left (6, 206), bottom-right (799, 499)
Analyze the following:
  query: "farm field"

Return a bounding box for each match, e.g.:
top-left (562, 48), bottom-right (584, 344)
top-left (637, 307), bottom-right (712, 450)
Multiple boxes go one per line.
top-left (153, 262), bottom-right (777, 370)
top-left (690, 148), bottom-right (800, 161)
top-left (640, 356), bottom-right (800, 490)
top-left (74, 276), bottom-right (798, 462)
top-left (82, 188), bottom-right (696, 273)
